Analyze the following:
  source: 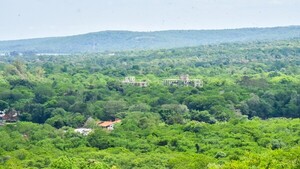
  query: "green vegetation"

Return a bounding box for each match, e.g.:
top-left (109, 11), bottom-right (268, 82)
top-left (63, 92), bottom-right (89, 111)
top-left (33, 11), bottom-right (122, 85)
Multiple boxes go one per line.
top-left (1, 38), bottom-right (300, 168)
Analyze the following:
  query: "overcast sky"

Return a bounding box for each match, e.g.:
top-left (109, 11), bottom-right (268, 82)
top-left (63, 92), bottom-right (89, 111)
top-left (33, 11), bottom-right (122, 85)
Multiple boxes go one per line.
top-left (0, 0), bottom-right (299, 40)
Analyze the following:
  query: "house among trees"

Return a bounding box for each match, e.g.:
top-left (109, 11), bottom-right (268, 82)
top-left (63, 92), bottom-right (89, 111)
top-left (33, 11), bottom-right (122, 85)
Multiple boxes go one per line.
top-left (122, 76), bottom-right (148, 87)
top-left (164, 74), bottom-right (203, 87)
top-left (0, 109), bottom-right (19, 125)
top-left (98, 119), bottom-right (121, 130)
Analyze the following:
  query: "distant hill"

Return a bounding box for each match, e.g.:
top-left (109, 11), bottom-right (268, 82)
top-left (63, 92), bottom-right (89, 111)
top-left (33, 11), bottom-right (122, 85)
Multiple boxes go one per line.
top-left (0, 26), bottom-right (300, 53)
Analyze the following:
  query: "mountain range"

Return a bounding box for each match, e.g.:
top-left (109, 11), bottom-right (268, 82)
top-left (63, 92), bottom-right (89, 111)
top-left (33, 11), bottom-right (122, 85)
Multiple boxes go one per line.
top-left (0, 26), bottom-right (300, 53)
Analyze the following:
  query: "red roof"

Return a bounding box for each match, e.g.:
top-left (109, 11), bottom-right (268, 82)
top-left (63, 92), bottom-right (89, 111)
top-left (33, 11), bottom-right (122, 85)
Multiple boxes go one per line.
top-left (99, 119), bottom-right (121, 127)
top-left (99, 121), bottom-right (114, 127)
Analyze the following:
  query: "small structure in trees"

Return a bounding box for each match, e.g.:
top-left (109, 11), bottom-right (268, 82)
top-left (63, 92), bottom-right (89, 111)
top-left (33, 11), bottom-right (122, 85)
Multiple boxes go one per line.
top-left (164, 74), bottom-right (203, 87)
top-left (0, 109), bottom-right (18, 124)
top-left (122, 76), bottom-right (148, 87)
top-left (74, 128), bottom-right (92, 136)
top-left (98, 119), bottom-right (121, 130)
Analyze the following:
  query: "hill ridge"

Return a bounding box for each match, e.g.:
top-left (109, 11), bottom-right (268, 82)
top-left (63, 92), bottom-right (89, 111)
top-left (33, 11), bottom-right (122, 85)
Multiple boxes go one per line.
top-left (0, 26), bottom-right (300, 53)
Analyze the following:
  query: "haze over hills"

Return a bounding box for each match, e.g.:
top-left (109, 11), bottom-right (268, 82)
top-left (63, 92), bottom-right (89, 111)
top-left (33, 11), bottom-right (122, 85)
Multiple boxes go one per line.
top-left (0, 26), bottom-right (300, 53)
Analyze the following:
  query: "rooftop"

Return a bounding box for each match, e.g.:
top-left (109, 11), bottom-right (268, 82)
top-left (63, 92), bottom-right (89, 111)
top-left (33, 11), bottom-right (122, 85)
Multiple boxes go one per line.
top-left (99, 119), bottom-right (121, 127)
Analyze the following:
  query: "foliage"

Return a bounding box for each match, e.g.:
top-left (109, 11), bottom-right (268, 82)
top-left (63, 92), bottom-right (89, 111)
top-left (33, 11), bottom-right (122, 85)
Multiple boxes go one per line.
top-left (0, 39), bottom-right (300, 168)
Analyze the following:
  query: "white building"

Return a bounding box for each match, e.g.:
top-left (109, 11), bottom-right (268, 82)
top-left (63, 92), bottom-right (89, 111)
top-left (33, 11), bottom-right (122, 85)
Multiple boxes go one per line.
top-left (74, 128), bottom-right (92, 136)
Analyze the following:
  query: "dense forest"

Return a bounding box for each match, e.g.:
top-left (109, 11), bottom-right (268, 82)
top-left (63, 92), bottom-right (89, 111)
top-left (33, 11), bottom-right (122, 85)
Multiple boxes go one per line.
top-left (1, 38), bottom-right (300, 168)
top-left (1, 26), bottom-right (300, 53)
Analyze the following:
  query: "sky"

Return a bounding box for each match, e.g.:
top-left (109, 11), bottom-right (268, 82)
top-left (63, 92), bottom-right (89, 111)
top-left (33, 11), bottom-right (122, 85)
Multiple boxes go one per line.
top-left (0, 0), bottom-right (300, 40)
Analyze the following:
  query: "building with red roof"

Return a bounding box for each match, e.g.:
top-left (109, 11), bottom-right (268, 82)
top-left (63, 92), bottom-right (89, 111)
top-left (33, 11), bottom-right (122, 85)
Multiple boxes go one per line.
top-left (98, 119), bottom-right (121, 130)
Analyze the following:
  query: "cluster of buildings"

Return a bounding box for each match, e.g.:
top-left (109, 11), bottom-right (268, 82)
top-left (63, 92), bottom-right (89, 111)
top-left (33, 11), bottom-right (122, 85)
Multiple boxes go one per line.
top-left (1, 74), bottom-right (201, 133)
top-left (74, 119), bottom-right (122, 135)
top-left (122, 74), bottom-right (203, 88)
top-left (0, 108), bottom-right (121, 136)
top-left (122, 76), bottom-right (148, 87)
top-left (163, 74), bottom-right (203, 87)
top-left (0, 51), bottom-right (69, 57)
